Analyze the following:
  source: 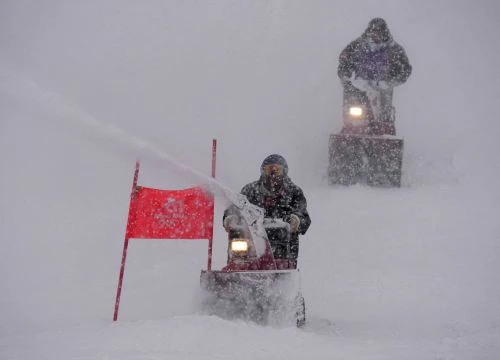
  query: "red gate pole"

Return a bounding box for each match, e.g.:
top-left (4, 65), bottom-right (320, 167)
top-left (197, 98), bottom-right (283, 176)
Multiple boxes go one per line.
top-left (113, 161), bottom-right (140, 321)
top-left (207, 139), bottom-right (217, 271)
top-left (211, 139), bottom-right (217, 178)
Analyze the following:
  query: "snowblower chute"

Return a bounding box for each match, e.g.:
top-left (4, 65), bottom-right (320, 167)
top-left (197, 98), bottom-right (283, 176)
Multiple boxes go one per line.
top-left (200, 218), bottom-right (306, 327)
top-left (328, 85), bottom-right (404, 187)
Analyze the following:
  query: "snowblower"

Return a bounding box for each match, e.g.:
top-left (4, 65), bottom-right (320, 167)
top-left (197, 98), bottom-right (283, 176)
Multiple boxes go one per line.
top-left (200, 217), bottom-right (306, 327)
top-left (328, 83), bottom-right (403, 187)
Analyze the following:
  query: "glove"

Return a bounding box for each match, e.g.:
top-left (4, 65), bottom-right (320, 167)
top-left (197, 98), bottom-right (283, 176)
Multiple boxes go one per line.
top-left (370, 80), bottom-right (391, 91)
top-left (288, 214), bottom-right (300, 233)
top-left (223, 215), bottom-right (237, 232)
top-left (349, 74), bottom-right (372, 93)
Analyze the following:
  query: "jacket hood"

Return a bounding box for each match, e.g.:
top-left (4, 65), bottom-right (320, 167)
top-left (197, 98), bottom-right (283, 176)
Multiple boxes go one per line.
top-left (363, 18), bottom-right (393, 44)
top-left (260, 154), bottom-right (289, 176)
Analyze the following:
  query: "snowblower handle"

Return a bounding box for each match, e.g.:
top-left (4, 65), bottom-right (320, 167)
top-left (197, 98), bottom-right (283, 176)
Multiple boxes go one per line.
top-left (263, 218), bottom-right (290, 231)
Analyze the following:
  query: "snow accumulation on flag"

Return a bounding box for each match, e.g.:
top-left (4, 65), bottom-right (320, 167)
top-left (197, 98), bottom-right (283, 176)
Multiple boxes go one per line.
top-left (125, 186), bottom-right (214, 240)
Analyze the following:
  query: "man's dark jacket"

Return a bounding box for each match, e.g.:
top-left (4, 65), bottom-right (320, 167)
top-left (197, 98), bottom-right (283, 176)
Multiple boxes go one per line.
top-left (224, 176), bottom-right (311, 259)
top-left (338, 31), bottom-right (412, 85)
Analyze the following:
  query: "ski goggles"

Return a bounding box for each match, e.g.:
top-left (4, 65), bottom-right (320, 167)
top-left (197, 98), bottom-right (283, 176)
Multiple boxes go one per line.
top-left (262, 164), bottom-right (285, 176)
top-left (367, 31), bottom-right (388, 44)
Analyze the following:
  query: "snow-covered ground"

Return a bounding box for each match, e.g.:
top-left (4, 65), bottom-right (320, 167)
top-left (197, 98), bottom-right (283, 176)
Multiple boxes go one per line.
top-left (1, 1), bottom-right (500, 359)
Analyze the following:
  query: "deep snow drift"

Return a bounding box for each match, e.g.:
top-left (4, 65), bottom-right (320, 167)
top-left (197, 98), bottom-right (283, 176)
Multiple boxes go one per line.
top-left (1, 1), bottom-right (500, 359)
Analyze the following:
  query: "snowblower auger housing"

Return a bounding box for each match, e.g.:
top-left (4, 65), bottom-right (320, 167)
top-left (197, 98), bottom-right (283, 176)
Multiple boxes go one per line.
top-left (328, 86), bottom-right (404, 187)
top-left (200, 218), bottom-right (306, 328)
top-left (328, 133), bottom-right (403, 187)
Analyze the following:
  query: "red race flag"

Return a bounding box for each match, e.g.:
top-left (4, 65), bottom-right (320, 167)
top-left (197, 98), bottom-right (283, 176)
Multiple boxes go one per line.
top-left (126, 186), bottom-right (214, 240)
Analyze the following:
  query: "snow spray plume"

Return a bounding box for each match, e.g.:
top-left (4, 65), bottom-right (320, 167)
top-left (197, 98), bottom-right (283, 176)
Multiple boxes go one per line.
top-left (1, 67), bottom-right (268, 256)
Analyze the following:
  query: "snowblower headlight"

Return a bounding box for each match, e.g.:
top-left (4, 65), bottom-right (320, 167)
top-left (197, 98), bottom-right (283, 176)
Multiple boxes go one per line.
top-left (231, 239), bottom-right (249, 253)
top-left (349, 106), bottom-right (363, 117)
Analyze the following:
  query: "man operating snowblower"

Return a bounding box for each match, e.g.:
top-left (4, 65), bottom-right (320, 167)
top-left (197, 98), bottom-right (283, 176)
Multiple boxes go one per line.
top-left (338, 17), bottom-right (412, 125)
top-left (328, 18), bottom-right (412, 187)
top-left (200, 154), bottom-right (310, 327)
top-left (223, 154), bottom-right (311, 268)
